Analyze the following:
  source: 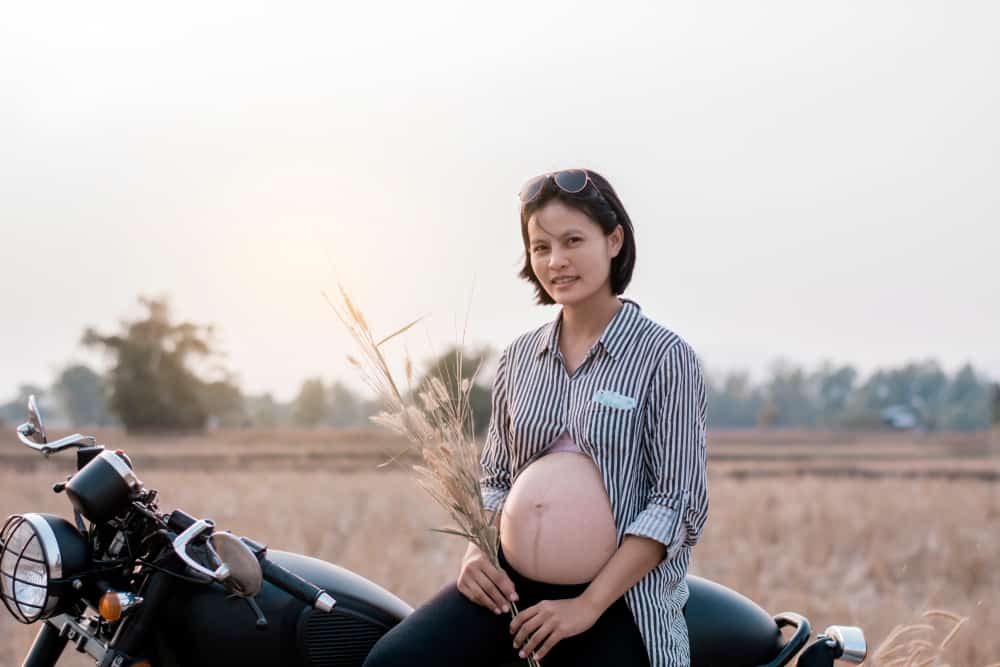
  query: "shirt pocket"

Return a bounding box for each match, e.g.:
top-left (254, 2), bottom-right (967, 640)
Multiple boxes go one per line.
top-left (585, 398), bottom-right (637, 454)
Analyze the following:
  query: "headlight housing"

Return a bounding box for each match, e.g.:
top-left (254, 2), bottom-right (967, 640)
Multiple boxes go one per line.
top-left (66, 450), bottom-right (143, 523)
top-left (0, 513), bottom-right (88, 623)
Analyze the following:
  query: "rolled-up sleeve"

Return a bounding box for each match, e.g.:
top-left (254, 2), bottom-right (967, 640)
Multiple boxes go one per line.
top-left (480, 345), bottom-right (513, 513)
top-left (624, 340), bottom-right (709, 562)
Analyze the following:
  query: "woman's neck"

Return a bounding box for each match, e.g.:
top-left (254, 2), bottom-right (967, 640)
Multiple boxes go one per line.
top-left (559, 293), bottom-right (623, 345)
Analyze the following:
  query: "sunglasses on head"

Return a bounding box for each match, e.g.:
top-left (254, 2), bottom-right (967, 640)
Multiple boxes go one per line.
top-left (517, 169), bottom-right (596, 205)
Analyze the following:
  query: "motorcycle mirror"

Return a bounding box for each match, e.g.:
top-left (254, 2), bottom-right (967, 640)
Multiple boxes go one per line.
top-left (210, 532), bottom-right (263, 597)
top-left (16, 396), bottom-right (97, 455)
top-left (26, 395), bottom-right (48, 445)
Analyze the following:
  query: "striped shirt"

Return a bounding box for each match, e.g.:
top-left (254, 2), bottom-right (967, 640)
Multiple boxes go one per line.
top-left (480, 297), bottom-right (709, 667)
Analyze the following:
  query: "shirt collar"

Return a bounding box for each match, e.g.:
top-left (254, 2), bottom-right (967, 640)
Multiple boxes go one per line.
top-left (535, 297), bottom-right (641, 363)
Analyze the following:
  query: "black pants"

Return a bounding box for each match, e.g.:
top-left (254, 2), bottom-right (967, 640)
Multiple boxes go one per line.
top-left (362, 544), bottom-right (650, 667)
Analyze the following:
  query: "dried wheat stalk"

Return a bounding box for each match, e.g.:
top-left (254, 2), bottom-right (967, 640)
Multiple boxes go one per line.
top-left (327, 284), bottom-right (538, 667)
top-left (873, 610), bottom-right (985, 667)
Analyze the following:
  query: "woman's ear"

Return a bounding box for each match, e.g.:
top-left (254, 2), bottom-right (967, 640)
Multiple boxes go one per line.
top-left (609, 224), bottom-right (624, 258)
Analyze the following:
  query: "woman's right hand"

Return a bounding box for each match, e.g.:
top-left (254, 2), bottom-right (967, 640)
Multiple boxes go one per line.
top-left (458, 542), bottom-right (519, 615)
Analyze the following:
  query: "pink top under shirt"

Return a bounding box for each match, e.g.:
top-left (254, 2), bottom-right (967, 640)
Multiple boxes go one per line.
top-left (545, 429), bottom-right (582, 454)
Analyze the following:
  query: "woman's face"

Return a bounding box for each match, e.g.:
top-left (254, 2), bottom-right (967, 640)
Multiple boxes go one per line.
top-left (526, 199), bottom-right (623, 307)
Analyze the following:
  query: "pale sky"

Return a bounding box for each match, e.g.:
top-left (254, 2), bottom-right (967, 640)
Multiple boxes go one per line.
top-left (1, 1), bottom-right (997, 403)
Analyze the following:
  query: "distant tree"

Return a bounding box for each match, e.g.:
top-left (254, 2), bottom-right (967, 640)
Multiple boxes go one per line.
top-left (757, 399), bottom-right (779, 428)
top-left (0, 384), bottom-right (48, 426)
top-left (814, 363), bottom-right (857, 428)
top-left (840, 360), bottom-right (947, 430)
top-left (762, 360), bottom-right (817, 427)
top-left (199, 376), bottom-right (246, 427)
top-left (293, 378), bottom-right (328, 427)
top-left (83, 296), bottom-right (234, 433)
top-left (245, 393), bottom-right (283, 428)
top-left (991, 383), bottom-right (1000, 426)
top-left (53, 364), bottom-right (111, 427)
top-left (706, 370), bottom-right (763, 427)
top-left (328, 381), bottom-right (364, 428)
top-left (938, 364), bottom-right (989, 430)
top-left (410, 345), bottom-right (492, 437)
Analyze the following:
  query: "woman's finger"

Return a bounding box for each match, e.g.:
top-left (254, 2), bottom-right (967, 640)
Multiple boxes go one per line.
top-left (512, 609), bottom-right (545, 649)
top-left (484, 564), bottom-right (519, 603)
top-left (532, 626), bottom-right (564, 661)
top-left (509, 603), bottom-right (537, 636)
top-left (519, 620), bottom-right (555, 661)
top-left (472, 569), bottom-right (509, 614)
top-left (459, 576), bottom-right (496, 612)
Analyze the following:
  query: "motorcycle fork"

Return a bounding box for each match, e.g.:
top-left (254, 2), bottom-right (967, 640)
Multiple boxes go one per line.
top-left (23, 622), bottom-right (69, 667)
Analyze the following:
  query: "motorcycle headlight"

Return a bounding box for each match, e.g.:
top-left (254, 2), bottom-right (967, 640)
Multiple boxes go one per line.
top-left (0, 513), bottom-right (89, 623)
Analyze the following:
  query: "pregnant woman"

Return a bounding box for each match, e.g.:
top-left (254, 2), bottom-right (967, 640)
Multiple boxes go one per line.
top-left (363, 169), bottom-right (708, 667)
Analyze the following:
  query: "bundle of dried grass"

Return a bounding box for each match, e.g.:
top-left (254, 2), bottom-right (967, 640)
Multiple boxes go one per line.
top-left (872, 609), bottom-right (987, 667)
top-left (327, 284), bottom-right (539, 666)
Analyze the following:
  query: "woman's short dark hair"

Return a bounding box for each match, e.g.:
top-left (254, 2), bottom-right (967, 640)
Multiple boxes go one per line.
top-left (518, 169), bottom-right (636, 305)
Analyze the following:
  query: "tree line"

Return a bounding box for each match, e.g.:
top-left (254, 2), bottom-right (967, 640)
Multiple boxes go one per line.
top-left (707, 360), bottom-right (997, 431)
top-left (0, 297), bottom-right (492, 435)
top-left (1, 297), bottom-right (997, 433)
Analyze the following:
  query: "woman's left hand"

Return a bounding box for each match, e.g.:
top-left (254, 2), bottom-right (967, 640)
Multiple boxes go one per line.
top-left (510, 596), bottom-right (602, 662)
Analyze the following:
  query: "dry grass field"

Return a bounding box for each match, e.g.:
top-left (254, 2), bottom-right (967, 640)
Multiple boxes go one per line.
top-left (1, 428), bottom-right (997, 666)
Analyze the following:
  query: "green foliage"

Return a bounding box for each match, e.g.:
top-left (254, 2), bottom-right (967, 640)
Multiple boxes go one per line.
top-left (708, 359), bottom-right (993, 431)
top-left (992, 383), bottom-right (1000, 426)
top-left (0, 384), bottom-right (48, 426)
top-left (83, 296), bottom-right (240, 433)
top-left (706, 371), bottom-right (763, 427)
top-left (243, 393), bottom-right (284, 428)
top-left (409, 344), bottom-right (493, 437)
top-left (757, 400), bottom-right (779, 428)
top-left (199, 378), bottom-right (247, 427)
top-left (293, 377), bottom-right (328, 427)
top-left (52, 364), bottom-right (111, 427)
top-left (328, 380), bottom-right (365, 428)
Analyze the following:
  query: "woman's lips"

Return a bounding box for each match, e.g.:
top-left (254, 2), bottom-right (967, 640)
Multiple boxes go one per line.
top-left (552, 277), bottom-right (578, 289)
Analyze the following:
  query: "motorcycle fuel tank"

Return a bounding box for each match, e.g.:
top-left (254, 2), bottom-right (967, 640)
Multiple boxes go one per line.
top-left (158, 555), bottom-right (790, 667)
top-left (157, 550), bottom-right (412, 667)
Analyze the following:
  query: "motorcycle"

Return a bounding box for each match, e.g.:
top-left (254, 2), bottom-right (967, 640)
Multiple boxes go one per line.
top-left (1, 396), bottom-right (868, 667)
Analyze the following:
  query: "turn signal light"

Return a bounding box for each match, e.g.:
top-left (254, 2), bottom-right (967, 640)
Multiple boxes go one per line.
top-left (99, 592), bottom-right (122, 620)
top-left (98, 591), bottom-right (143, 621)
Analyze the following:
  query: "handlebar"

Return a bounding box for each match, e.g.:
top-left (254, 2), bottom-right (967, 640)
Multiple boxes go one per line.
top-left (260, 558), bottom-right (336, 612)
top-left (16, 422), bottom-right (96, 455)
top-left (167, 512), bottom-right (335, 613)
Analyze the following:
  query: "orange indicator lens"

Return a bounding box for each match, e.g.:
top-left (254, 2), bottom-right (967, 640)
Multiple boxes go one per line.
top-left (98, 592), bottom-right (123, 621)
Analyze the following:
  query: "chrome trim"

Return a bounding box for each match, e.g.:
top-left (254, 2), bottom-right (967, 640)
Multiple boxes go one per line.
top-left (109, 592), bottom-right (143, 615)
top-left (98, 451), bottom-right (143, 493)
top-left (23, 514), bottom-right (62, 579)
top-left (172, 519), bottom-right (231, 581)
top-left (823, 625), bottom-right (868, 664)
top-left (13, 514), bottom-right (62, 618)
top-left (315, 592), bottom-right (337, 613)
top-left (26, 395), bottom-right (47, 443)
top-left (47, 614), bottom-right (107, 661)
top-left (16, 426), bottom-right (96, 455)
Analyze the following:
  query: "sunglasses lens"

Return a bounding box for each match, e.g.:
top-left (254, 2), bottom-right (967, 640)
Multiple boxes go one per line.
top-left (554, 169), bottom-right (588, 193)
top-left (518, 175), bottom-right (547, 203)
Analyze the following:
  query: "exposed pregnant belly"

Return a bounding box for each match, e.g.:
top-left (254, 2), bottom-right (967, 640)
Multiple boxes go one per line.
top-left (499, 452), bottom-right (618, 584)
